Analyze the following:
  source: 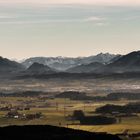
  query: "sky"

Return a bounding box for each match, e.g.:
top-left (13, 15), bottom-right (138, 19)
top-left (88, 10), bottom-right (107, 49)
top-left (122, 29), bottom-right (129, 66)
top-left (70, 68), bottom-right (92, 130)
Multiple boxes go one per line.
top-left (0, 1), bottom-right (140, 60)
top-left (1, 0), bottom-right (140, 5)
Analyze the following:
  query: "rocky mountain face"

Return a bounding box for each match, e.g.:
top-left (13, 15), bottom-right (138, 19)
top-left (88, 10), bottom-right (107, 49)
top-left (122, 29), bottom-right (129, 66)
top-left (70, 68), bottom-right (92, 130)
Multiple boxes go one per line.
top-left (22, 53), bottom-right (118, 71)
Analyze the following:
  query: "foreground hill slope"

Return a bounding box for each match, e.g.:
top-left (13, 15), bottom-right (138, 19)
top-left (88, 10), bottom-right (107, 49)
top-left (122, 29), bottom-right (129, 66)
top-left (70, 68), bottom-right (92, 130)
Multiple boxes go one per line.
top-left (0, 125), bottom-right (121, 140)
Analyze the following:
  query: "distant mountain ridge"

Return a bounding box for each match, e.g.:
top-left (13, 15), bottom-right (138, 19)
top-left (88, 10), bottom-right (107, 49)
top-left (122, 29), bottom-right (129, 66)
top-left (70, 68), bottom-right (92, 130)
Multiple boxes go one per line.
top-left (26, 62), bottom-right (56, 74)
top-left (102, 51), bottom-right (140, 73)
top-left (67, 51), bottom-right (140, 74)
top-left (22, 53), bottom-right (119, 71)
top-left (67, 62), bottom-right (104, 73)
top-left (2, 51), bottom-right (140, 77)
top-left (0, 56), bottom-right (24, 73)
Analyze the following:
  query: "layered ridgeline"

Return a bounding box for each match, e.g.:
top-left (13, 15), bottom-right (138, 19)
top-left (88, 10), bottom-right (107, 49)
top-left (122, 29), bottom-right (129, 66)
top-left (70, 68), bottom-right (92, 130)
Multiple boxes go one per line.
top-left (67, 51), bottom-right (140, 73)
top-left (26, 62), bottom-right (56, 74)
top-left (1, 51), bottom-right (140, 76)
top-left (102, 51), bottom-right (140, 73)
top-left (22, 53), bottom-right (118, 71)
top-left (67, 62), bottom-right (105, 73)
top-left (0, 56), bottom-right (24, 74)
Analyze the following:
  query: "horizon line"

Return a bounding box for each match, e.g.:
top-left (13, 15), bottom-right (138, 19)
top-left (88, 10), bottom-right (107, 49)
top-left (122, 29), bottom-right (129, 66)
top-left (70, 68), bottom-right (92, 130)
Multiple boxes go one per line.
top-left (0, 52), bottom-right (126, 61)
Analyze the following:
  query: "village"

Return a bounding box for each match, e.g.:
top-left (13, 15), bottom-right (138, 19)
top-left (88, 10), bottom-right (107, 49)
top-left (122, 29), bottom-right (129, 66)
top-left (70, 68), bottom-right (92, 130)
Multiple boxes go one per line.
top-left (0, 104), bottom-right (42, 120)
top-left (0, 91), bottom-right (140, 140)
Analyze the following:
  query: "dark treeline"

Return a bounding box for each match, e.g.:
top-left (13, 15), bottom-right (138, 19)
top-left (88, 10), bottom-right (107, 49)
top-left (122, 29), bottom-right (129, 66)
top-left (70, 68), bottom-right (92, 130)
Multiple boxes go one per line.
top-left (55, 91), bottom-right (140, 101)
top-left (72, 110), bottom-right (117, 125)
top-left (95, 102), bottom-right (140, 114)
top-left (0, 91), bottom-right (46, 97)
top-left (55, 91), bottom-right (107, 101)
top-left (107, 92), bottom-right (140, 100)
top-left (16, 72), bottom-right (140, 80)
top-left (0, 90), bottom-right (140, 101)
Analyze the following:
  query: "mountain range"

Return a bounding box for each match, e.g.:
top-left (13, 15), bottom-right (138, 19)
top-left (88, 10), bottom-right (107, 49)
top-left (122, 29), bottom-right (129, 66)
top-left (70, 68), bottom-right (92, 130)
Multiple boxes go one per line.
top-left (1, 51), bottom-right (140, 76)
top-left (22, 53), bottom-right (118, 71)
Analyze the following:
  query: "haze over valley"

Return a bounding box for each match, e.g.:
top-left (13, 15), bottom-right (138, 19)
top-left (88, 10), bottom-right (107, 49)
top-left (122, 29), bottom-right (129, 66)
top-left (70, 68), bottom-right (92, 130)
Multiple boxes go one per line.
top-left (0, 2), bottom-right (140, 140)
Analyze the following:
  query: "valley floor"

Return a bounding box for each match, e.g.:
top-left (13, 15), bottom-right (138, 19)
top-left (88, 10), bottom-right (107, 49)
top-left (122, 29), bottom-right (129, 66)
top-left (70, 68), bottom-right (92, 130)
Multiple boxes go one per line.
top-left (0, 78), bottom-right (140, 140)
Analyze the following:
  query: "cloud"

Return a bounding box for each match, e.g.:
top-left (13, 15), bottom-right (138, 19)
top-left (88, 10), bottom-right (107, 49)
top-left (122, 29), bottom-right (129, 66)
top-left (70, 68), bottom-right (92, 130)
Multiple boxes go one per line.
top-left (0, 19), bottom-right (99, 24)
top-left (0, 20), bottom-right (76, 24)
top-left (95, 22), bottom-right (109, 26)
top-left (0, 15), bottom-right (106, 24)
top-left (83, 16), bottom-right (108, 26)
top-left (84, 16), bottom-right (105, 22)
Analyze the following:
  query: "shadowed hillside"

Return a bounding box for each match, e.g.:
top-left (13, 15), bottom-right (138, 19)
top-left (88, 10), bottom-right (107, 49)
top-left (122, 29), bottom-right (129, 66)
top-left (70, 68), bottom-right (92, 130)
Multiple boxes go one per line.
top-left (0, 125), bottom-right (121, 140)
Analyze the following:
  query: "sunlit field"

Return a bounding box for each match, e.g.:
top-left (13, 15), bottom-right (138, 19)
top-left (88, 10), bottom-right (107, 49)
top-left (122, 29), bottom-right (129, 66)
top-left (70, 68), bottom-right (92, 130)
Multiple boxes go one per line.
top-left (0, 96), bottom-right (140, 135)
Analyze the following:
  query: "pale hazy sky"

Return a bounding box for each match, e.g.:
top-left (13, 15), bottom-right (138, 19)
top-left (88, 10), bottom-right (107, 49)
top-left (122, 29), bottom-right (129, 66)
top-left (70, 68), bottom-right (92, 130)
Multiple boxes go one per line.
top-left (0, 1), bottom-right (140, 60)
top-left (1, 0), bottom-right (140, 5)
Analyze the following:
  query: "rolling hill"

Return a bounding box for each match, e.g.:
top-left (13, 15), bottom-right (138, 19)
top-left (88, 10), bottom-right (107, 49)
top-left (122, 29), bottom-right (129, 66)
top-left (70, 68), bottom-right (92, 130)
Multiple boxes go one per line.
top-left (26, 62), bottom-right (56, 74)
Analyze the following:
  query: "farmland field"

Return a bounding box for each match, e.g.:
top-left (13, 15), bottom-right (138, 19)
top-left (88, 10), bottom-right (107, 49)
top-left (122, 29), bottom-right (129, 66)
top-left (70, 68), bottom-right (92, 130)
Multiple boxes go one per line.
top-left (0, 78), bottom-right (140, 140)
top-left (0, 96), bottom-right (140, 134)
